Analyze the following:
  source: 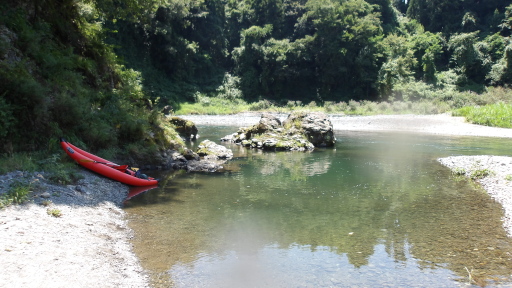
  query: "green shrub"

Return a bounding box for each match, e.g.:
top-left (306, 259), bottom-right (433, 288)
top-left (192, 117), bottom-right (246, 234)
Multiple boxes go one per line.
top-left (0, 93), bottom-right (16, 139)
top-left (348, 100), bottom-right (361, 111)
top-left (47, 208), bottom-right (62, 217)
top-left (38, 154), bottom-right (84, 185)
top-left (452, 167), bottom-right (466, 176)
top-left (470, 168), bottom-right (493, 180)
top-left (391, 101), bottom-right (411, 112)
top-left (332, 102), bottom-right (349, 113)
top-left (454, 103), bottom-right (512, 128)
top-left (0, 181), bottom-right (31, 208)
top-left (248, 99), bottom-right (274, 111)
top-left (216, 73), bottom-right (243, 101)
top-left (0, 153), bottom-right (38, 175)
top-left (377, 101), bottom-right (391, 113)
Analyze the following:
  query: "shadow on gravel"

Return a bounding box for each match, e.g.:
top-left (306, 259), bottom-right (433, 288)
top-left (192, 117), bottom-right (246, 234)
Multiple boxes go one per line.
top-left (1, 169), bottom-right (130, 208)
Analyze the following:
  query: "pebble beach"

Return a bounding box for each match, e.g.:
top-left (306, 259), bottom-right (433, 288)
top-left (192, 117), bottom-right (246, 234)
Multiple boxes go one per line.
top-left (0, 170), bottom-right (149, 288)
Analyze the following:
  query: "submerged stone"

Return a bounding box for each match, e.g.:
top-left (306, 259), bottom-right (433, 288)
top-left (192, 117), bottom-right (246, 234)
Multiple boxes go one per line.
top-left (196, 139), bottom-right (233, 160)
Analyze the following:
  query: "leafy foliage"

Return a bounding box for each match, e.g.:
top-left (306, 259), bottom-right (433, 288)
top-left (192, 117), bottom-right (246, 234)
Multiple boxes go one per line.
top-left (454, 103), bottom-right (512, 128)
top-left (407, 0), bottom-right (509, 34)
top-left (0, 181), bottom-right (31, 208)
top-left (0, 1), bottom-right (180, 156)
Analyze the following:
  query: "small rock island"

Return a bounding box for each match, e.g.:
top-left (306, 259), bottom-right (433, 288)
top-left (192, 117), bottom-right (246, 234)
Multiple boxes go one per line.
top-left (221, 112), bottom-right (336, 151)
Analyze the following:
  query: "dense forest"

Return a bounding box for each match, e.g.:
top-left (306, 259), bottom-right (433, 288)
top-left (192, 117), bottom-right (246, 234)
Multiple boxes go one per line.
top-left (1, 0), bottom-right (512, 153)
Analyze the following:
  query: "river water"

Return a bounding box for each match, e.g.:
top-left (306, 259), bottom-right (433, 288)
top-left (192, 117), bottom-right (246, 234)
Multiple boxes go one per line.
top-left (125, 126), bottom-right (512, 287)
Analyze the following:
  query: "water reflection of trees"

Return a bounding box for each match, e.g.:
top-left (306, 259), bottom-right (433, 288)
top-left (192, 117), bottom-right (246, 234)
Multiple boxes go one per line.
top-left (250, 149), bottom-right (333, 180)
top-left (229, 143), bottom-right (512, 283)
top-left (128, 134), bottom-right (512, 286)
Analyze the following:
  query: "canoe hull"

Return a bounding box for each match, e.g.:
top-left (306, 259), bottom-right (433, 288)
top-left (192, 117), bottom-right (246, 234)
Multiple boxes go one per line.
top-left (60, 140), bottom-right (159, 186)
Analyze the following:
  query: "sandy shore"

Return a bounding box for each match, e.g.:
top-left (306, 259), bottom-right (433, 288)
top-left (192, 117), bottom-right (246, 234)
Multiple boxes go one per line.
top-left (1, 113), bottom-right (511, 288)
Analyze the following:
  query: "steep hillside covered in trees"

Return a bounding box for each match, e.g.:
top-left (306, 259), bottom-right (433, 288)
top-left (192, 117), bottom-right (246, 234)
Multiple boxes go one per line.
top-left (0, 0), bottom-right (181, 154)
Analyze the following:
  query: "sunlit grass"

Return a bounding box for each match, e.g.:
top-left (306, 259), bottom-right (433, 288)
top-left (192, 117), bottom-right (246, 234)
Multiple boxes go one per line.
top-left (175, 88), bottom-right (512, 130)
top-left (175, 98), bottom-right (451, 116)
top-left (178, 101), bottom-right (250, 115)
top-left (175, 84), bottom-right (512, 118)
top-left (453, 103), bottom-right (512, 128)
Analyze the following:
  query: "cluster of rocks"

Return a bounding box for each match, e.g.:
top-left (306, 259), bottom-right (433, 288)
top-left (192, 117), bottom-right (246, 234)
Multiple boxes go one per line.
top-left (164, 140), bottom-right (233, 173)
top-left (139, 145), bottom-right (231, 173)
top-left (221, 112), bottom-right (336, 151)
top-left (142, 117), bottom-right (232, 172)
top-left (131, 112), bottom-right (335, 173)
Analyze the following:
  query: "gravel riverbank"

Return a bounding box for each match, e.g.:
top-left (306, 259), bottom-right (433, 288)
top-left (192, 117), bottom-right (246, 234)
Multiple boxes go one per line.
top-left (0, 170), bottom-right (149, 288)
top-left (1, 113), bottom-right (511, 288)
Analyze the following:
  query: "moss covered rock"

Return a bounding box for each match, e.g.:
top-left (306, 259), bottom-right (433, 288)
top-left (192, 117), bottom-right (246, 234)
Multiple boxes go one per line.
top-left (221, 112), bottom-right (335, 151)
top-left (196, 140), bottom-right (233, 160)
top-left (169, 116), bottom-right (198, 140)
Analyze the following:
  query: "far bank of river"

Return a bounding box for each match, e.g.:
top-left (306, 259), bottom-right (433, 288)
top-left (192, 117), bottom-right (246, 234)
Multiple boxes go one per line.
top-left (180, 112), bottom-right (512, 138)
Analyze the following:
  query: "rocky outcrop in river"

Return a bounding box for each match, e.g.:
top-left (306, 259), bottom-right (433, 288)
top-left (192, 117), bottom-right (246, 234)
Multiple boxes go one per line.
top-left (161, 145), bottom-right (231, 172)
top-left (284, 112), bottom-right (336, 147)
top-left (221, 112), bottom-right (335, 151)
top-left (126, 112), bottom-right (335, 172)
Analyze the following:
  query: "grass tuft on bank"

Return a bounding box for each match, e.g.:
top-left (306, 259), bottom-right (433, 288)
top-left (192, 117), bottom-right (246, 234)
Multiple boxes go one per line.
top-left (0, 152), bottom-right (83, 184)
top-left (0, 181), bottom-right (31, 208)
top-left (454, 103), bottom-right (512, 128)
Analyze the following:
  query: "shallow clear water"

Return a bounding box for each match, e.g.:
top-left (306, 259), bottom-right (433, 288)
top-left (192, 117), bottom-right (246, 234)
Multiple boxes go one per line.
top-left (125, 127), bottom-right (512, 288)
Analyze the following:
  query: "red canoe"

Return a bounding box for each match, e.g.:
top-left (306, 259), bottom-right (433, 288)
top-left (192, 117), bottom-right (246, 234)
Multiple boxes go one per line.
top-left (60, 139), bottom-right (159, 186)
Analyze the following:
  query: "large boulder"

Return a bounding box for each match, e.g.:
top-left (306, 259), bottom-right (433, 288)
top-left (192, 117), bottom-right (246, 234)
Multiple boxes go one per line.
top-left (221, 112), bottom-right (335, 151)
top-left (283, 112), bottom-right (336, 147)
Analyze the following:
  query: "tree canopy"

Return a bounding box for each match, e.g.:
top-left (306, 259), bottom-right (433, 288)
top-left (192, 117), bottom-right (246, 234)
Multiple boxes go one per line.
top-left (110, 0), bottom-right (512, 102)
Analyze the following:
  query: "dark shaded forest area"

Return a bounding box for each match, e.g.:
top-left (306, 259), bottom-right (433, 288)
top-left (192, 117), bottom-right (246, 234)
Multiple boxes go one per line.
top-left (1, 0), bottom-right (512, 152)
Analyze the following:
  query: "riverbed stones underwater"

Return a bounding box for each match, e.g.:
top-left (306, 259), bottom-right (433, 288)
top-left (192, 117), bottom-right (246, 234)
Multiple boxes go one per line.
top-left (438, 155), bottom-right (512, 237)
